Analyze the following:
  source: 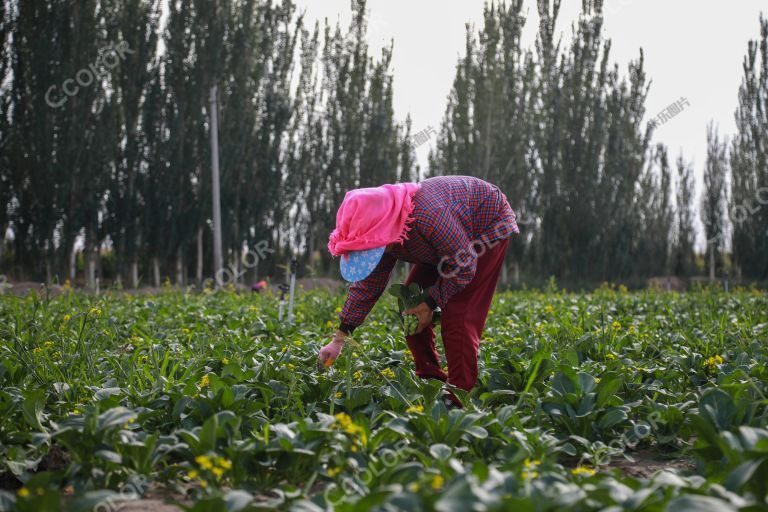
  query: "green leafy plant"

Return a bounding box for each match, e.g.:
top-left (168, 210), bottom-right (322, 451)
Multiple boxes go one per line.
top-left (387, 283), bottom-right (441, 336)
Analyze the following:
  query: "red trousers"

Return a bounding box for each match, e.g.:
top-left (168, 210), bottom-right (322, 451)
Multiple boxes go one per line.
top-left (405, 237), bottom-right (510, 391)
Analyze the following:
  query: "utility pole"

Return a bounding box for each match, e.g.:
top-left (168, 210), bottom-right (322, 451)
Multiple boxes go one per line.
top-left (210, 85), bottom-right (224, 288)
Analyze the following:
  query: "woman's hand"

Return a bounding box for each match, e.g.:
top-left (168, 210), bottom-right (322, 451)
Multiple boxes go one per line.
top-left (402, 302), bottom-right (433, 335)
top-left (318, 330), bottom-right (347, 369)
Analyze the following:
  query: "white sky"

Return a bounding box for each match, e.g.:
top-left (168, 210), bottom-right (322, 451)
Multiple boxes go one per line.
top-left (295, 0), bottom-right (766, 184)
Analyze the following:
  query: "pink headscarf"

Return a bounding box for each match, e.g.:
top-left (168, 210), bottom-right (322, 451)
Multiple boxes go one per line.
top-left (328, 183), bottom-right (420, 257)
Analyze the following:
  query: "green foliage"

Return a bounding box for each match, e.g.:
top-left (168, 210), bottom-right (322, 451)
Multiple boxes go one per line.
top-left (387, 283), bottom-right (441, 336)
top-left (0, 288), bottom-right (766, 510)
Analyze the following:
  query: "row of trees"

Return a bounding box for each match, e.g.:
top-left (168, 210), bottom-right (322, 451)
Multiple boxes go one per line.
top-left (0, 0), bottom-right (415, 287)
top-left (430, 0), bottom-right (767, 282)
top-left (1, 0), bottom-right (766, 286)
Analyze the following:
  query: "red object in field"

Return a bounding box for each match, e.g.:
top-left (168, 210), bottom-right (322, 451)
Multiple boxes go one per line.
top-left (404, 238), bottom-right (509, 394)
top-left (251, 280), bottom-right (268, 292)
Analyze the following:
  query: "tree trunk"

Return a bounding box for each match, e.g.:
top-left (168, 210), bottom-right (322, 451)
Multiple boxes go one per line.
top-left (45, 254), bottom-right (53, 286)
top-left (0, 224), bottom-right (5, 267)
top-left (86, 249), bottom-right (97, 291)
top-left (196, 227), bottom-right (204, 288)
top-left (708, 243), bottom-right (715, 281)
top-left (131, 260), bottom-right (139, 289)
top-left (152, 257), bottom-right (160, 288)
top-left (69, 246), bottom-right (77, 284)
top-left (176, 248), bottom-right (185, 287)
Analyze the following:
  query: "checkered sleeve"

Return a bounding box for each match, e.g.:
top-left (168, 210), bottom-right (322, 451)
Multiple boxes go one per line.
top-left (418, 209), bottom-right (476, 309)
top-left (339, 253), bottom-right (397, 331)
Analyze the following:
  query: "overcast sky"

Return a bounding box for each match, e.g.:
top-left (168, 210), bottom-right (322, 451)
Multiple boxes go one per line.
top-left (295, 0), bottom-right (765, 185)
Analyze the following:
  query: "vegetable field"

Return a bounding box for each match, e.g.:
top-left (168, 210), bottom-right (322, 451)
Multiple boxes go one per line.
top-left (1, 285), bottom-right (767, 511)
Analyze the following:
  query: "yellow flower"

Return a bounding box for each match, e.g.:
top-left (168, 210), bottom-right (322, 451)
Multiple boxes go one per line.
top-left (217, 458), bottom-right (232, 470)
top-left (408, 482), bottom-right (420, 492)
top-left (200, 375), bottom-right (210, 388)
top-left (611, 321), bottom-right (622, 331)
top-left (187, 470), bottom-right (199, 479)
top-left (335, 306), bottom-right (342, 314)
top-left (327, 466), bottom-right (342, 477)
top-left (431, 475), bottom-right (444, 490)
top-left (606, 353), bottom-right (617, 360)
top-left (326, 320), bottom-right (333, 329)
top-left (334, 413), bottom-right (353, 428)
top-left (17, 487), bottom-right (30, 498)
top-left (523, 458), bottom-right (541, 468)
top-left (287, 363), bottom-right (296, 371)
top-left (594, 377), bottom-right (601, 384)
top-left (33, 347), bottom-right (42, 354)
top-left (212, 467), bottom-right (224, 477)
top-left (353, 370), bottom-right (362, 381)
top-left (335, 391), bottom-right (343, 399)
top-left (293, 340), bottom-right (303, 347)
top-left (618, 284), bottom-right (628, 294)
top-left (380, 368), bottom-right (395, 379)
top-left (222, 357), bottom-right (229, 365)
top-left (704, 355), bottom-right (724, 373)
top-left (89, 307), bottom-right (101, 316)
top-left (544, 304), bottom-right (554, 314)
top-left (522, 470), bottom-right (539, 480)
top-left (63, 314), bottom-right (71, 322)
top-left (571, 466), bottom-right (596, 477)
top-left (627, 325), bottom-right (637, 335)
top-left (405, 405), bottom-right (424, 414)
top-left (195, 455), bottom-right (213, 470)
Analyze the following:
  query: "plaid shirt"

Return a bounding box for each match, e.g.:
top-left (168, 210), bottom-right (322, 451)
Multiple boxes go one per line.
top-left (339, 176), bottom-right (519, 331)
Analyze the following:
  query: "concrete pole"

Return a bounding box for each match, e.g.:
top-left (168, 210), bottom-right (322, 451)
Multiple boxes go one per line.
top-left (210, 85), bottom-right (224, 288)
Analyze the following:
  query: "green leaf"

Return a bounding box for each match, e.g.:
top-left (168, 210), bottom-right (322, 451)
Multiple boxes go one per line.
top-left (664, 495), bottom-right (737, 512)
top-left (723, 457), bottom-right (768, 491)
top-left (22, 390), bottom-right (46, 431)
top-left (597, 407), bottom-right (627, 430)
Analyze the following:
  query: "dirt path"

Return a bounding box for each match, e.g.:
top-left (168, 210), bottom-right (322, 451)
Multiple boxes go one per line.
top-left (114, 500), bottom-right (183, 512)
top-left (607, 450), bottom-right (696, 478)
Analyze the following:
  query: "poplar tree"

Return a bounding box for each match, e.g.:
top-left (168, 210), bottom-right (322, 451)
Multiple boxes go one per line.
top-left (730, 14), bottom-right (768, 280)
top-left (701, 123), bottom-right (728, 280)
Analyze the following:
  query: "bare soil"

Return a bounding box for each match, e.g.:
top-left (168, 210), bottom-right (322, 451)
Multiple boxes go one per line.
top-left (606, 449), bottom-right (696, 479)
